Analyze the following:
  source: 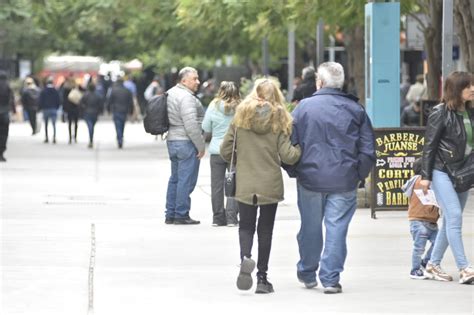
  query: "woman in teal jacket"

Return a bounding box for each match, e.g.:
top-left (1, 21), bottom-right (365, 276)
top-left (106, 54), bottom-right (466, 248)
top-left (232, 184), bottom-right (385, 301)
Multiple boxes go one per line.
top-left (202, 81), bottom-right (240, 226)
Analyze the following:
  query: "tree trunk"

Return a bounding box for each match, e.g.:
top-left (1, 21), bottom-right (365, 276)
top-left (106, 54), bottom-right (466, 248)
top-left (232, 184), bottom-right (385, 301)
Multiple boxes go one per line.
top-left (423, 0), bottom-right (442, 100)
top-left (345, 25), bottom-right (365, 105)
top-left (454, 0), bottom-right (474, 72)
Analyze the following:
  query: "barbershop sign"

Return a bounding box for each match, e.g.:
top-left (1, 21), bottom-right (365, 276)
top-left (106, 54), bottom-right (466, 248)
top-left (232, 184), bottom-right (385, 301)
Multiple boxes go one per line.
top-left (371, 128), bottom-right (425, 218)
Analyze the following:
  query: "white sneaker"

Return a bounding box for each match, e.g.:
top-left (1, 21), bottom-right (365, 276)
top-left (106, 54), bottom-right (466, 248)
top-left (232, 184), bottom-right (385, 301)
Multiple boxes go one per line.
top-left (459, 266), bottom-right (474, 284)
top-left (425, 263), bottom-right (453, 281)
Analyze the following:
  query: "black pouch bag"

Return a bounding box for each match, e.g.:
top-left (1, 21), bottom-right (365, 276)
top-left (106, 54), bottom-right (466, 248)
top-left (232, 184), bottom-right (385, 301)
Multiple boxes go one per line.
top-left (443, 152), bottom-right (474, 193)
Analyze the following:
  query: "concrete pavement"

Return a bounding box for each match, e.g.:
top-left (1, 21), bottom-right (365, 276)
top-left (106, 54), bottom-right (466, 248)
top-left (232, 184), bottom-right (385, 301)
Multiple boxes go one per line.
top-left (1, 120), bottom-right (473, 315)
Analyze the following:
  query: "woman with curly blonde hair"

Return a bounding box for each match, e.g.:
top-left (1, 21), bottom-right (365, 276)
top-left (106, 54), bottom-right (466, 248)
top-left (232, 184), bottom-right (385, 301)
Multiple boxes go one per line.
top-left (220, 78), bottom-right (301, 294)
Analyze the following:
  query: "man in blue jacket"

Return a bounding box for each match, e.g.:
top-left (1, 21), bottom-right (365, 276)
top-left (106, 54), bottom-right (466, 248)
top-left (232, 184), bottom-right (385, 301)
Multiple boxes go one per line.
top-left (288, 62), bottom-right (375, 294)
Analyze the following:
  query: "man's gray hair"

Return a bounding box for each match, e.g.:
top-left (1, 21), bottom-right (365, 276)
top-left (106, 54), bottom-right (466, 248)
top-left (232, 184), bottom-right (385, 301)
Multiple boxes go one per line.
top-left (317, 62), bottom-right (344, 89)
top-left (301, 66), bottom-right (315, 81)
top-left (178, 66), bottom-right (198, 81)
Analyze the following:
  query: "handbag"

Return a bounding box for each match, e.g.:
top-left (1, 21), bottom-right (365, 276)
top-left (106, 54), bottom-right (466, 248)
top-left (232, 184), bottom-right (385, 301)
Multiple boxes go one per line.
top-left (442, 152), bottom-right (474, 193)
top-left (68, 88), bottom-right (83, 105)
top-left (224, 129), bottom-right (237, 197)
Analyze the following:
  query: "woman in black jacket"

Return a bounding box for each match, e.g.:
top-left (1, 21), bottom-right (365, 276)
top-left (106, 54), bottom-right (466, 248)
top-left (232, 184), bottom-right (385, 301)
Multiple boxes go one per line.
top-left (420, 71), bottom-right (473, 284)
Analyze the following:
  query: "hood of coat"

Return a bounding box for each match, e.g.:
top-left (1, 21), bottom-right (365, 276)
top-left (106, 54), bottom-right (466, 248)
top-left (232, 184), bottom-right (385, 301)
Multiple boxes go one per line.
top-left (249, 102), bottom-right (273, 135)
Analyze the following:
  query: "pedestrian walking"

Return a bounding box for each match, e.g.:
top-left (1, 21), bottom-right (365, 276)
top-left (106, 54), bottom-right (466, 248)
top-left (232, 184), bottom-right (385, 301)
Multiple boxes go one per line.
top-left (401, 160), bottom-right (439, 280)
top-left (202, 81), bottom-right (240, 227)
top-left (286, 62), bottom-right (375, 294)
top-left (420, 71), bottom-right (474, 284)
top-left (106, 77), bottom-right (134, 149)
top-left (291, 66), bottom-right (316, 104)
top-left (80, 82), bottom-right (104, 148)
top-left (0, 71), bottom-right (16, 162)
top-left (221, 78), bottom-right (301, 294)
top-left (62, 75), bottom-right (81, 144)
top-left (39, 77), bottom-right (61, 144)
top-left (165, 67), bottom-right (205, 225)
top-left (21, 77), bottom-right (40, 135)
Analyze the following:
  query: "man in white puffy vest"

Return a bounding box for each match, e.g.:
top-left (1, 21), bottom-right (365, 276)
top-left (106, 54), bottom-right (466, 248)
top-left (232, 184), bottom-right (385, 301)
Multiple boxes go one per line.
top-left (164, 67), bottom-right (205, 225)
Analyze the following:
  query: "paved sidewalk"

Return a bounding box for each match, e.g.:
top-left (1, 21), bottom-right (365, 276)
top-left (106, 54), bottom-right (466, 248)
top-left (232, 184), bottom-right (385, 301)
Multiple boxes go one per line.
top-left (1, 121), bottom-right (473, 315)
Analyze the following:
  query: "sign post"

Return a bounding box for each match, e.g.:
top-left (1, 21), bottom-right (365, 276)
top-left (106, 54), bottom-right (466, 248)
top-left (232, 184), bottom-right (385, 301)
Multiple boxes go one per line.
top-left (371, 127), bottom-right (425, 218)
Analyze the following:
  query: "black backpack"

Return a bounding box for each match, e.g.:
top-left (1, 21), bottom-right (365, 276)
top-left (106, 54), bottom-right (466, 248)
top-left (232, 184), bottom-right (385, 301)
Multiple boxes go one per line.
top-left (143, 93), bottom-right (169, 136)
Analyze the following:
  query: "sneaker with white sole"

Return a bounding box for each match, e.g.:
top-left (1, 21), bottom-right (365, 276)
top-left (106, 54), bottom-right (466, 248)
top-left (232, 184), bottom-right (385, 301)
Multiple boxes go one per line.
top-left (323, 283), bottom-right (342, 294)
top-left (425, 263), bottom-right (453, 281)
top-left (236, 257), bottom-right (255, 290)
top-left (410, 268), bottom-right (427, 280)
top-left (459, 266), bottom-right (474, 284)
top-left (298, 277), bottom-right (318, 289)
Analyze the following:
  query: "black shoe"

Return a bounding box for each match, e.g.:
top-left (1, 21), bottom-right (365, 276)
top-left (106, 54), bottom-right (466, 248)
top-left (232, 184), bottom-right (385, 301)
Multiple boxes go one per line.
top-left (165, 217), bottom-right (174, 224)
top-left (174, 217), bottom-right (200, 225)
top-left (0, 155), bottom-right (6, 162)
top-left (255, 273), bottom-right (274, 294)
top-left (44, 138), bottom-right (49, 143)
top-left (53, 138), bottom-right (56, 144)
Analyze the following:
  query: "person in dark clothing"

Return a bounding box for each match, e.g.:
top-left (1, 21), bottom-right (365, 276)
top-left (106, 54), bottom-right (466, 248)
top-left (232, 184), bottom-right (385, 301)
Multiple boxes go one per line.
top-left (291, 66), bottom-right (316, 104)
top-left (39, 77), bottom-right (61, 144)
top-left (61, 75), bottom-right (81, 144)
top-left (0, 71), bottom-right (16, 161)
top-left (80, 83), bottom-right (104, 148)
top-left (401, 101), bottom-right (422, 127)
top-left (21, 77), bottom-right (41, 134)
top-left (105, 78), bottom-right (134, 148)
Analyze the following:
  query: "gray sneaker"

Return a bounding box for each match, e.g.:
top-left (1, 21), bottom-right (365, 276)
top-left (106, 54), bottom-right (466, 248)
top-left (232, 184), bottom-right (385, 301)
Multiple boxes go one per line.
top-left (298, 277), bottom-right (318, 289)
top-left (323, 283), bottom-right (342, 294)
top-left (236, 257), bottom-right (255, 290)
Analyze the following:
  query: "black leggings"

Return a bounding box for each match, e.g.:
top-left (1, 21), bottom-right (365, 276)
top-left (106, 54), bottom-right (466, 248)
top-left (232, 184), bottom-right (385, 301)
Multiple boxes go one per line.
top-left (238, 201), bottom-right (277, 276)
top-left (68, 112), bottom-right (79, 140)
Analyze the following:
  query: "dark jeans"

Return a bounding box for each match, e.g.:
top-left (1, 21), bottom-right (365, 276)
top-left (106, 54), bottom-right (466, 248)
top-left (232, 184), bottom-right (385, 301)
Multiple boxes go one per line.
top-left (238, 201), bottom-right (278, 276)
top-left (25, 108), bottom-right (37, 133)
top-left (210, 154), bottom-right (239, 225)
top-left (113, 112), bottom-right (127, 145)
top-left (0, 112), bottom-right (10, 155)
top-left (83, 113), bottom-right (98, 143)
top-left (67, 112), bottom-right (79, 141)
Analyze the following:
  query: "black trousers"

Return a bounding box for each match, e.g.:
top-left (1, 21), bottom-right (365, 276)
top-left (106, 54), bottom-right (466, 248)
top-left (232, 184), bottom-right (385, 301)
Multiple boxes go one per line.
top-left (25, 108), bottom-right (37, 133)
top-left (0, 112), bottom-right (10, 155)
top-left (238, 201), bottom-right (277, 276)
top-left (68, 112), bottom-right (79, 141)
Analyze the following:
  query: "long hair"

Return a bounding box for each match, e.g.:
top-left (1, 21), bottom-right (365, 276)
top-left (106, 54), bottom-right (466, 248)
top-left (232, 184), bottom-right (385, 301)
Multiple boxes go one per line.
top-left (442, 71), bottom-right (473, 111)
top-left (211, 81), bottom-right (240, 115)
top-left (233, 78), bottom-right (293, 135)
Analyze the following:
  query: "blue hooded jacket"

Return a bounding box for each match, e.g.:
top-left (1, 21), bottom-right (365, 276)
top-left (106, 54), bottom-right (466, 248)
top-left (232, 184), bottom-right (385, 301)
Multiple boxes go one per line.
top-left (287, 88), bottom-right (376, 193)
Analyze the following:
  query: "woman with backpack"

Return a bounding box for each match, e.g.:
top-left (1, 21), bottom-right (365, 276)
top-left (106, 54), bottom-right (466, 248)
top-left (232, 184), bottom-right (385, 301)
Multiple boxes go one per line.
top-left (202, 81), bottom-right (241, 227)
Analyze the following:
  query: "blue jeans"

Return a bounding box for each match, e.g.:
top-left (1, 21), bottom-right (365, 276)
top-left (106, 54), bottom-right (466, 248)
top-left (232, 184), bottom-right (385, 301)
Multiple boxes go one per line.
top-left (83, 113), bottom-right (98, 143)
top-left (430, 170), bottom-right (470, 269)
top-left (296, 182), bottom-right (357, 287)
top-left (410, 220), bottom-right (438, 272)
top-left (165, 140), bottom-right (200, 219)
top-left (112, 112), bottom-right (127, 145)
top-left (42, 108), bottom-right (57, 140)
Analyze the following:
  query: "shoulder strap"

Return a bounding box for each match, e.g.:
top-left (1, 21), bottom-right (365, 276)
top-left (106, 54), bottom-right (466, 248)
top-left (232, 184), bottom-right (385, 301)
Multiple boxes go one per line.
top-left (229, 126), bottom-right (237, 170)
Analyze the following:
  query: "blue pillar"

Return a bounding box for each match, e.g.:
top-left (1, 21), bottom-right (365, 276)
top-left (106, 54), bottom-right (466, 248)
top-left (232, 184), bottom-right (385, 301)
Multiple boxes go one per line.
top-left (365, 2), bottom-right (400, 127)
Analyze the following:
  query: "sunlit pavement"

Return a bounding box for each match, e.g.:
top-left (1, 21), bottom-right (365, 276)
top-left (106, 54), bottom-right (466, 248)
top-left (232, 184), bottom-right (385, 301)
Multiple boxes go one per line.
top-left (1, 119), bottom-right (473, 315)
